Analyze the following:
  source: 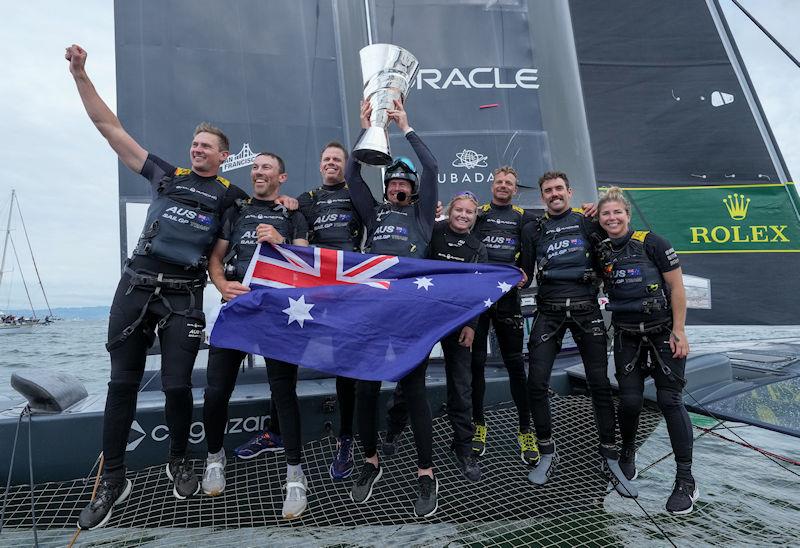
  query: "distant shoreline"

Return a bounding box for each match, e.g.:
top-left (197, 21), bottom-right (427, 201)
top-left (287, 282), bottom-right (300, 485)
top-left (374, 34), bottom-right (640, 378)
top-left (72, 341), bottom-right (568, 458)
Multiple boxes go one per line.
top-left (0, 306), bottom-right (110, 321)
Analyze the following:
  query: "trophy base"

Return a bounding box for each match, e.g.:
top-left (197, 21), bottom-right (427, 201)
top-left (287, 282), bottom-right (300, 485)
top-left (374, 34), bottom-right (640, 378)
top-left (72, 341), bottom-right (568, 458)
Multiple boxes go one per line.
top-left (353, 148), bottom-right (393, 166)
top-left (354, 126), bottom-right (392, 166)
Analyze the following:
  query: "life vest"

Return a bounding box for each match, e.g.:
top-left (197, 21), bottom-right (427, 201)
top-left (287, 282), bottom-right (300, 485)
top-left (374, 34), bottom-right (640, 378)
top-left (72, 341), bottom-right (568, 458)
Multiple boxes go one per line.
top-left (474, 203), bottom-right (526, 264)
top-left (365, 204), bottom-right (429, 258)
top-left (535, 209), bottom-right (594, 283)
top-left (133, 168), bottom-right (229, 269)
top-left (224, 199), bottom-right (293, 282)
top-left (428, 223), bottom-right (483, 263)
top-left (603, 231), bottom-right (669, 315)
top-left (306, 185), bottom-right (361, 251)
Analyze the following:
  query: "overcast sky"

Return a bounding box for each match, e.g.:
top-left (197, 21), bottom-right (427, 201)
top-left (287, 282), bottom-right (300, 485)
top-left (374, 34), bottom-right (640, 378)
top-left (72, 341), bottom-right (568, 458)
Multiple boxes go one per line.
top-left (1, 0), bottom-right (798, 310)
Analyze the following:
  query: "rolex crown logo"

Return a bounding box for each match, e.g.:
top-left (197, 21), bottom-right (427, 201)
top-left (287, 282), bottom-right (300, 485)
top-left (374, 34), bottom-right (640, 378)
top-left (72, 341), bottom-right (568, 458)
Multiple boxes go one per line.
top-left (723, 193), bottom-right (750, 221)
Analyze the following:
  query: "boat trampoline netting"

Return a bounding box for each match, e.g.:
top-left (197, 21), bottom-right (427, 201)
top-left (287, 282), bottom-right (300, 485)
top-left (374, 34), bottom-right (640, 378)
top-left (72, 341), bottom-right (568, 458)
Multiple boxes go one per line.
top-left (1, 395), bottom-right (798, 547)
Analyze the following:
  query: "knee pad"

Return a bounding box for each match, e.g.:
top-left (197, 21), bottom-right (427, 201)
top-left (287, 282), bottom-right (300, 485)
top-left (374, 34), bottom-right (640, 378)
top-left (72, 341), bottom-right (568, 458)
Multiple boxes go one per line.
top-left (619, 392), bottom-right (644, 412)
top-left (107, 378), bottom-right (140, 395)
top-left (161, 375), bottom-right (192, 393)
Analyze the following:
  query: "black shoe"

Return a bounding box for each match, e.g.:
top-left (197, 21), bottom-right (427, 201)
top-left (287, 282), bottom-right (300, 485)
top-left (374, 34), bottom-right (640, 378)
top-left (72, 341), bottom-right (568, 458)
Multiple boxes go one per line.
top-left (454, 451), bottom-right (482, 482)
top-left (413, 475), bottom-right (439, 518)
top-left (77, 478), bottom-right (132, 530)
top-left (666, 477), bottom-right (699, 515)
top-left (350, 462), bottom-right (383, 503)
top-left (619, 445), bottom-right (638, 481)
top-left (165, 456), bottom-right (200, 500)
top-left (382, 430), bottom-right (403, 457)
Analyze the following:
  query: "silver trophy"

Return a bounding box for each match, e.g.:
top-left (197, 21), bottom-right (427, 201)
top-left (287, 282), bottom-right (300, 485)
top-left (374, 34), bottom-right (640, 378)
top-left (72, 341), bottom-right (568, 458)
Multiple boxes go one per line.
top-left (353, 44), bottom-right (419, 166)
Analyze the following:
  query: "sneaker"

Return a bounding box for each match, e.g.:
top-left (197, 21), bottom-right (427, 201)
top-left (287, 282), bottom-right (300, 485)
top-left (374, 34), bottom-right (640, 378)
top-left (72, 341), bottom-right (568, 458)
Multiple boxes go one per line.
top-left (528, 442), bottom-right (557, 486)
top-left (619, 445), bottom-right (638, 481)
top-left (454, 451), bottom-right (482, 482)
top-left (329, 436), bottom-right (355, 480)
top-left (350, 462), bottom-right (383, 503)
top-left (165, 456), bottom-right (200, 499)
top-left (202, 450), bottom-right (226, 496)
top-left (471, 423), bottom-right (488, 457)
top-left (599, 445), bottom-right (638, 499)
top-left (382, 430), bottom-right (403, 457)
top-left (413, 475), bottom-right (439, 518)
top-left (77, 478), bottom-right (132, 530)
top-left (234, 430), bottom-right (284, 459)
top-left (518, 431), bottom-right (541, 466)
top-left (282, 472), bottom-right (308, 519)
top-left (666, 477), bottom-right (699, 515)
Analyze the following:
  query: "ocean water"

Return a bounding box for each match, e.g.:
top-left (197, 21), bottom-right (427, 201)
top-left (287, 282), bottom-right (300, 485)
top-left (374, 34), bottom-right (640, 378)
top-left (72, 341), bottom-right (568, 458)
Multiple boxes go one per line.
top-left (2, 320), bottom-right (800, 399)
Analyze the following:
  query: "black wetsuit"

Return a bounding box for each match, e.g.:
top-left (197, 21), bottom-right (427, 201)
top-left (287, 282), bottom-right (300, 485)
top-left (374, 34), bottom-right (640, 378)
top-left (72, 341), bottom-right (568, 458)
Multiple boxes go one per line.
top-left (103, 154), bottom-right (248, 482)
top-left (471, 203), bottom-right (537, 432)
top-left (296, 182), bottom-right (362, 439)
top-left (604, 230), bottom-right (692, 479)
top-left (348, 129), bottom-right (438, 468)
top-left (203, 199), bottom-right (308, 464)
top-left (519, 208), bottom-right (616, 450)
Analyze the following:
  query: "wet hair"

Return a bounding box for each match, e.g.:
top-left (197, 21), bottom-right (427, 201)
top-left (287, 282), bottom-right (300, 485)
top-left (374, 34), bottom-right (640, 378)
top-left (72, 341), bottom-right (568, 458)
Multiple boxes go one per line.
top-left (254, 152), bottom-right (286, 174)
top-left (447, 191), bottom-right (480, 228)
top-left (493, 165), bottom-right (519, 184)
top-left (538, 171), bottom-right (570, 190)
top-left (597, 186), bottom-right (631, 216)
top-left (320, 141), bottom-right (349, 161)
top-left (193, 122), bottom-right (230, 152)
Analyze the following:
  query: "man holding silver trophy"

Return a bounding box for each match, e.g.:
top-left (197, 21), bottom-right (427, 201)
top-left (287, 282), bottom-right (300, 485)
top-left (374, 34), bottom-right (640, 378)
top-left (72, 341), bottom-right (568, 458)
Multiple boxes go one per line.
top-left (346, 44), bottom-right (442, 518)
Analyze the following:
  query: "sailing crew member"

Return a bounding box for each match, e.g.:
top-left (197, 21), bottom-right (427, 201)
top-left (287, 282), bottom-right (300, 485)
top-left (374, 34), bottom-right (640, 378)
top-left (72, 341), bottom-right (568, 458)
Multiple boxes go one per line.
top-left (66, 45), bottom-right (249, 530)
top-left (202, 152), bottom-right (311, 519)
top-left (296, 141), bottom-right (363, 481)
top-left (429, 192), bottom-right (487, 482)
top-left (470, 166), bottom-right (538, 464)
top-left (519, 171), bottom-right (635, 497)
top-left (347, 98), bottom-right (440, 517)
top-left (596, 187), bottom-right (696, 514)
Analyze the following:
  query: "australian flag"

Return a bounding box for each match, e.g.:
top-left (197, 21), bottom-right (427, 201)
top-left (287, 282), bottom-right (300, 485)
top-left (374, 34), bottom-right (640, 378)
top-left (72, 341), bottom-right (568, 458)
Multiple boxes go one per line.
top-left (210, 243), bottom-right (522, 381)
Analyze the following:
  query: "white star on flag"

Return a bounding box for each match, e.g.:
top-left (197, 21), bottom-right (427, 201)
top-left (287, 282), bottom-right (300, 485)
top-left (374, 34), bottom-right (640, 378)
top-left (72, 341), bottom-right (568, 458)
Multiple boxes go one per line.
top-left (283, 295), bottom-right (315, 327)
top-left (483, 298), bottom-right (493, 308)
top-left (497, 281), bottom-right (513, 293)
top-left (414, 277), bottom-right (434, 291)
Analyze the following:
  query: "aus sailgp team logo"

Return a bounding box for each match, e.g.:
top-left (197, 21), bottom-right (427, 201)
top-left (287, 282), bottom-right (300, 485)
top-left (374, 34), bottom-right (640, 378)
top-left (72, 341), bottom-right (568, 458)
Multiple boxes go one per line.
top-left (689, 192), bottom-right (790, 245)
top-left (222, 142), bottom-right (258, 172)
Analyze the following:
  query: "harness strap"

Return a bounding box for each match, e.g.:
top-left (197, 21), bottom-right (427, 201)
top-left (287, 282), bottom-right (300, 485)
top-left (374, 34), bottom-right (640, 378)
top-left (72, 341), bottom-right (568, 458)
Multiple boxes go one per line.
top-left (614, 320), bottom-right (686, 385)
top-left (537, 298), bottom-right (597, 342)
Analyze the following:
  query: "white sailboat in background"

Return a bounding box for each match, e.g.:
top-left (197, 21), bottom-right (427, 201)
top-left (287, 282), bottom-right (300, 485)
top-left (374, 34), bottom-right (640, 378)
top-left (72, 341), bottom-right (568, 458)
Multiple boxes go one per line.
top-left (0, 189), bottom-right (56, 335)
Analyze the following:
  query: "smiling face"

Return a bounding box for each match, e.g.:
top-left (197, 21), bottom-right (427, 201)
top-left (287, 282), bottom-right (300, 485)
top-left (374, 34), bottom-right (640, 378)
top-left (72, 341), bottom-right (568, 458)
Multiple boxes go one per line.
top-left (319, 146), bottom-right (346, 185)
top-left (448, 197), bottom-right (478, 233)
top-left (386, 179), bottom-right (414, 205)
top-left (491, 172), bottom-right (518, 205)
top-left (189, 132), bottom-right (229, 176)
top-left (250, 154), bottom-right (286, 199)
top-left (540, 177), bottom-right (573, 215)
top-left (598, 199), bottom-right (631, 238)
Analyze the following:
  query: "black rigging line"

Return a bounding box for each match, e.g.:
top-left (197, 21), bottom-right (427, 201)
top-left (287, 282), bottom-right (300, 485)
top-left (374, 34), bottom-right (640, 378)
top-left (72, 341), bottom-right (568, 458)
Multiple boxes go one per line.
top-left (730, 0), bottom-right (800, 69)
top-left (14, 195), bottom-right (53, 317)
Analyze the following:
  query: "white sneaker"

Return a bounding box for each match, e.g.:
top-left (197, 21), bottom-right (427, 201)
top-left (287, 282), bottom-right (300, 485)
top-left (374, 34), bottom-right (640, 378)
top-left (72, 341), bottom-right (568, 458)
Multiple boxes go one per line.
top-left (202, 450), bottom-right (226, 496)
top-left (282, 472), bottom-right (308, 519)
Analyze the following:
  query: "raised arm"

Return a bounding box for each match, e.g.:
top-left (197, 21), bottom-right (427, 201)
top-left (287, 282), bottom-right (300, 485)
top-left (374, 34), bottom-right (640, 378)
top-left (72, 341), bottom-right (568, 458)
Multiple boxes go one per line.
top-left (66, 44), bottom-right (147, 173)
top-left (346, 104), bottom-right (380, 229)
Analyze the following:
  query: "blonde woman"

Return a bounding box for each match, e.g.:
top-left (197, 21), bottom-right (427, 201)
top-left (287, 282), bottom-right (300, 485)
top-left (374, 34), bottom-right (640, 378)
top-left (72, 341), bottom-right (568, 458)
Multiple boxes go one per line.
top-left (597, 187), bottom-right (696, 515)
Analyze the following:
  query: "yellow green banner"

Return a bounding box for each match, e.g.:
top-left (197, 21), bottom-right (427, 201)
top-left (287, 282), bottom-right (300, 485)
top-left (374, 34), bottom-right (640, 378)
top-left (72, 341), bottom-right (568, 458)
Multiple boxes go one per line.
top-left (614, 183), bottom-right (800, 253)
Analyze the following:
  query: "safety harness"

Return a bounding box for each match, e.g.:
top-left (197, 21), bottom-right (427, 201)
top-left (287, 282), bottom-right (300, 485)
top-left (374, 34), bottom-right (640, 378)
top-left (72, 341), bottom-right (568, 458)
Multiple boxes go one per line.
top-left (535, 298), bottom-right (601, 342)
top-left (106, 266), bottom-right (205, 351)
top-left (613, 319), bottom-right (685, 386)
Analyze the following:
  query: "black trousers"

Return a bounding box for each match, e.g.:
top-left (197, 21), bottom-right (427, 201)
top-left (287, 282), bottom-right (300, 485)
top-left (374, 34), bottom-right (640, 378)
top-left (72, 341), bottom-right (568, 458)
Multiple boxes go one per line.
top-left (266, 359), bottom-right (302, 465)
top-left (471, 290), bottom-right (530, 431)
top-left (527, 307), bottom-right (616, 446)
top-left (614, 327), bottom-right (693, 473)
top-left (203, 346), bottom-right (280, 454)
top-left (386, 333), bottom-right (474, 456)
top-left (335, 375), bottom-right (357, 437)
top-left (357, 360), bottom-right (433, 469)
top-left (103, 273), bottom-right (204, 481)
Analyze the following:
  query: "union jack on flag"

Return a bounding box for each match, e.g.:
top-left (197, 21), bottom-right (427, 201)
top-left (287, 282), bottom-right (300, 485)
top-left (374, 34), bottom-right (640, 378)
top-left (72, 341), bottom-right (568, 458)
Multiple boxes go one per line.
top-left (212, 243), bottom-right (522, 381)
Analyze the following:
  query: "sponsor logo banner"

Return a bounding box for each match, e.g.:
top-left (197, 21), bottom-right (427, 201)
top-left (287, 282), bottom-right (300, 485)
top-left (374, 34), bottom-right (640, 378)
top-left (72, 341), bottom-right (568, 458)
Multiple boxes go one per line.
top-left (619, 183), bottom-right (799, 253)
